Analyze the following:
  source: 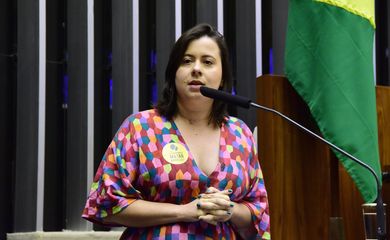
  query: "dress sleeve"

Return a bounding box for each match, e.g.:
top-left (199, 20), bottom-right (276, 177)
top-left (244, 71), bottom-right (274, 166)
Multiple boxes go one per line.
top-left (239, 132), bottom-right (271, 239)
top-left (82, 117), bottom-right (142, 226)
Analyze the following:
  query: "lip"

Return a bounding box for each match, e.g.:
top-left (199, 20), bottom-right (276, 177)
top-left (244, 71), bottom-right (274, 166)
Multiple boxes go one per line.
top-left (188, 84), bottom-right (203, 91)
top-left (187, 80), bottom-right (205, 91)
top-left (188, 80), bottom-right (205, 86)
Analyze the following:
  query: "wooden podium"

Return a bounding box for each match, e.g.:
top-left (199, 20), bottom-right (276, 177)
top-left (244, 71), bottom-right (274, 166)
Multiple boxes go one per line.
top-left (256, 75), bottom-right (390, 240)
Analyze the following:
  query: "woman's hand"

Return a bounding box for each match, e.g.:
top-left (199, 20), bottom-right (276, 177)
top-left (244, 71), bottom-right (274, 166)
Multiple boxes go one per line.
top-left (179, 198), bottom-right (208, 222)
top-left (197, 187), bottom-right (235, 225)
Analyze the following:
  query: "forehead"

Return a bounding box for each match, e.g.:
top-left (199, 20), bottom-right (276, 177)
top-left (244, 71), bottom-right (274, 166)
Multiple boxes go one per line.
top-left (184, 36), bottom-right (221, 57)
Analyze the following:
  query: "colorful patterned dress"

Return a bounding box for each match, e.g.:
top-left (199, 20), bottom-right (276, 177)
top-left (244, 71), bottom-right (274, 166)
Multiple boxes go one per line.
top-left (82, 109), bottom-right (270, 239)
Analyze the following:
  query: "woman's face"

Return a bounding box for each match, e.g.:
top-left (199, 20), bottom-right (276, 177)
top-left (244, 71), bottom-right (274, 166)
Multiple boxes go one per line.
top-left (175, 36), bottom-right (223, 103)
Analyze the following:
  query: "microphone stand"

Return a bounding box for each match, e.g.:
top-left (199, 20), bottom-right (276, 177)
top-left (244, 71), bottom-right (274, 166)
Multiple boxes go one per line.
top-left (250, 101), bottom-right (386, 240)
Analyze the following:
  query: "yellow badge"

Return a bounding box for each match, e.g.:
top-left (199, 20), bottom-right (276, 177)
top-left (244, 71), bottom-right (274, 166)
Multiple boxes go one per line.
top-left (162, 143), bottom-right (189, 164)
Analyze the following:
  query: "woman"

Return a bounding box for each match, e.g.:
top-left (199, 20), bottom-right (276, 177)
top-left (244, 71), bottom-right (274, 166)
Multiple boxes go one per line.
top-left (82, 23), bottom-right (270, 239)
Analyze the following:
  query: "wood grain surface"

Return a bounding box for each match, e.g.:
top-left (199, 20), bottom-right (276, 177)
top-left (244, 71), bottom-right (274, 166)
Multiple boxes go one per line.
top-left (256, 75), bottom-right (390, 240)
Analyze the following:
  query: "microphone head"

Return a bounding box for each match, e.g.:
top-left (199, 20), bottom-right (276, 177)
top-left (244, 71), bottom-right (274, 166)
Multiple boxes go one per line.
top-left (200, 86), bottom-right (251, 109)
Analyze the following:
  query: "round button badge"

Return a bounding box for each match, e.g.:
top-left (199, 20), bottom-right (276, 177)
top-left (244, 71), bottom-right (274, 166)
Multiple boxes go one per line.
top-left (162, 143), bottom-right (189, 164)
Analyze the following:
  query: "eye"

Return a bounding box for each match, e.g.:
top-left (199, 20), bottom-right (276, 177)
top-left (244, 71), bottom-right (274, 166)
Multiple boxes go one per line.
top-left (204, 59), bottom-right (214, 66)
top-left (182, 57), bottom-right (193, 65)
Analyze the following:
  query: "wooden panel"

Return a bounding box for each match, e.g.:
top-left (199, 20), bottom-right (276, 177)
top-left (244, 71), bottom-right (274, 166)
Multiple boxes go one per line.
top-left (338, 167), bottom-right (364, 240)
top-left (378, 85), bottom-right (390, 240)
top-left (257, 75), bottom-right (390, 240)
top-left (377, 86), bottom-right (390, 167)
top-left (339, 85), bottom-right (390, 240)
top-left (256, 75), bottom-right (333, 240)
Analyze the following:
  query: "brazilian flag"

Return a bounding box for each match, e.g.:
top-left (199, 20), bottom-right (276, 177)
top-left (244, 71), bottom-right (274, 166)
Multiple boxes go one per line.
top-left (285, 0), bottom-right (381, 202)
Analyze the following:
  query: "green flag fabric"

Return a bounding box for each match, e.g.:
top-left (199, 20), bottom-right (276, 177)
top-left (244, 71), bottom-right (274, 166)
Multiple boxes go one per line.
top-left (285, 0), bottom-right (381, 202)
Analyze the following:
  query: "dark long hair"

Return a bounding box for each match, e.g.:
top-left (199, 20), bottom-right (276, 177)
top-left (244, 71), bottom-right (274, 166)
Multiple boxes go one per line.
top-left (155, 23), bottom-right (233, 126)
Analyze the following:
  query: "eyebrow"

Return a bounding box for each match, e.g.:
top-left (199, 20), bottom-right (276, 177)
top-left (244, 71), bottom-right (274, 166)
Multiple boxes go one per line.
top-left (183, 54), bottom-right (216, 59)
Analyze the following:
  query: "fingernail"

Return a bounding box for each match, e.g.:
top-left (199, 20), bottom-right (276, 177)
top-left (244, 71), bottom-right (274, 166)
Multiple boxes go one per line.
top-left (227, 189), bottom-right (233, 193)
top-left (206, 189), bottom-right (212, 193)
top-left (197, 194), bottom-right (202, 199)
top-left (230, 203), bottom-right (234, 207)
top-left (227, 211), bottom-right (231, 215)
top-left (196, 203), bottom-right (201, 209)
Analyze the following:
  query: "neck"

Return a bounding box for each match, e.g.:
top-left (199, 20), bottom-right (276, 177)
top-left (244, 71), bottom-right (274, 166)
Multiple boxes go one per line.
top-left (175, 101), bottom-right (212, 127)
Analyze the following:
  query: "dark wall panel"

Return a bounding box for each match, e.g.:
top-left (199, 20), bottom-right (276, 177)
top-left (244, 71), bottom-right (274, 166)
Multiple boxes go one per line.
top-left (376, 0), bottom-right (390, 86)
top-left (94, 0), bottom-right (112, 169)
top-left (197, 0), bottom-right (217, 27)
top-left (182, 0), bottom-right (196, 32)
top-left (156, 0), bottom-right (175, 99)
top-left (14, 0), bottom-right (39, 232)
top-left (139, 0), bottom-right (156, 111)
top-left (234, 0), bottom-right (257, 129)
top-left (0, 0), bottom-right (17, 238)
top-left (261, 1), bottom-right (272, 74)
top-left (66, 0), bottom-right (89, 230)
top-left (112, 0), bottom-right (133, 131)
top-left (272, 0), bottom-right (288, 75)
top-left (44, 0), bottom-right (66, 231)
top-left (93, 0), bottom-right (112, 231)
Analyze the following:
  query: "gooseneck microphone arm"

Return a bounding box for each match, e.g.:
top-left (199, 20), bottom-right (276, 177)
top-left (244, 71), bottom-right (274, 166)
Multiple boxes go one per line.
top-left (250, 101), bottom-right (381, 185)
top-left (200, 86), bottom-right (386, 239)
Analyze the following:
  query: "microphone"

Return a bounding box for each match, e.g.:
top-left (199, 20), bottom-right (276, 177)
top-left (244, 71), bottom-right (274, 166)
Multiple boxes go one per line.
top-left (199, 86), bottom-right (386, 239)
top-left (200, 86), bottom-right (251, 109)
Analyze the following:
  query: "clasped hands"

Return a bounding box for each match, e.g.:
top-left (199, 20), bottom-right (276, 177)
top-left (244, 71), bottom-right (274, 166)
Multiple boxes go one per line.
top-left (189, 186), bottom-right (235, 226)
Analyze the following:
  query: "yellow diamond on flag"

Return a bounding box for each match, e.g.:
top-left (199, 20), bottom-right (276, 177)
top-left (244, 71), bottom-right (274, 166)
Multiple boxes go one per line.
top-left (316, 0), bottom-right (375, 27)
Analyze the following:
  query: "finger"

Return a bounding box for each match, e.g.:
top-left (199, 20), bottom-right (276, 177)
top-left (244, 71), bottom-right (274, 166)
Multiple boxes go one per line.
top-left (199, 211), bottom-right (232, 224)
top-left (210, 214), bottom-right (231, 223)
top-left (201, 198), bottom-right (231, 209)
top-left (199, 214), bottom-right (218, 225)
top-left (207, 209), bottom-right (232, 217)
top-left (197, 198), bottom-right (231, 210)
top-left (200, 192), bottom-right (231, 201)
top-left (220, 189), bottom-right (233, 195)
top-left (205, 187), bottom-right (220, 194)
top-left (196, 205), bottom-right (207, 216)
top-left (205, 187), bottom-right (233, 195)
top-left (208, 208), bottom-right (233, 223)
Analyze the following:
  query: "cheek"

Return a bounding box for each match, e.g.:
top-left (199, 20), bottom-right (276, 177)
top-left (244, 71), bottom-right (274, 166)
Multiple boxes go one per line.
top-left (212, 69), bottom-right (223, 84)
top-left (175, 73), bottom-right (181, 87)
top-left (175, 68), bottom-right (186, 82)
top-left (213, 64), bottom-right (222, 78)
top-left (175, 70), bottom-right (185, 89)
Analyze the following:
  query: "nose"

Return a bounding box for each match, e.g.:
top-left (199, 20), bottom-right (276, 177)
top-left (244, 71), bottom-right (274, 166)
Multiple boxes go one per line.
top-left (192, 60), bottom-right (202, 76)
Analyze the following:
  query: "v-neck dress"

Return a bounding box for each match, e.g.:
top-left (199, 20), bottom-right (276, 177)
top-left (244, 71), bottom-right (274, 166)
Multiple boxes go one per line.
top-left (82, 109), bottom-right (270, 239)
